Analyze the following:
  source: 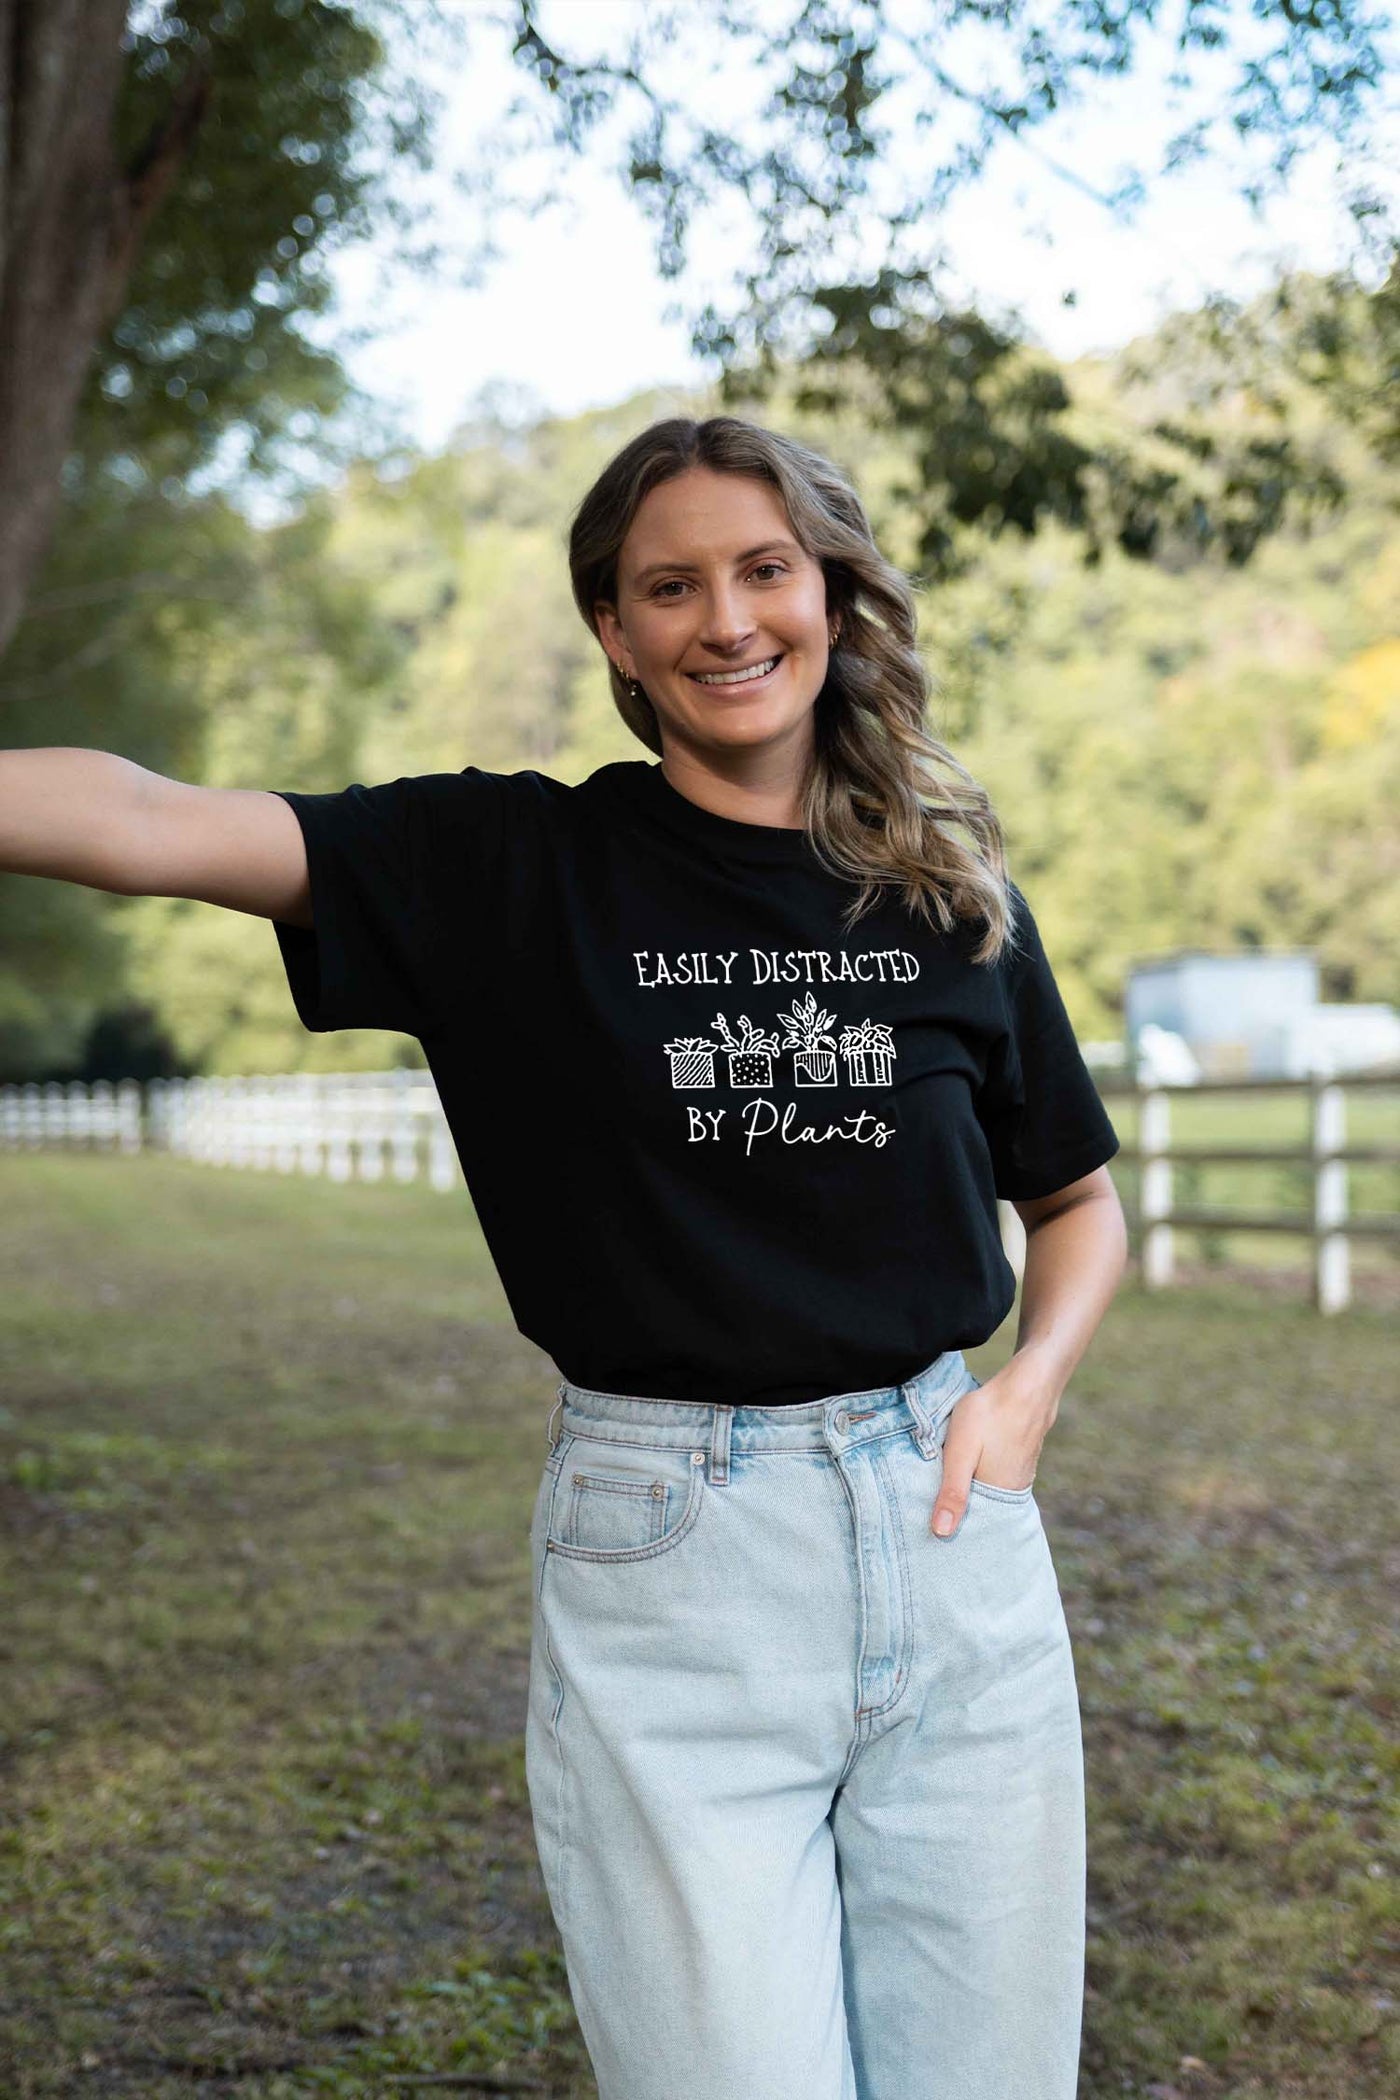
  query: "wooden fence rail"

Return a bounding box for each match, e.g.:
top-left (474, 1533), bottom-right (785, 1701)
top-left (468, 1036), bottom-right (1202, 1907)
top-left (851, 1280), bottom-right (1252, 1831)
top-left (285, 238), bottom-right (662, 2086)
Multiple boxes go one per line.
top-left (4, 1068), bottom-right (1398, 1315)
top-left (1099, 1069), bottom-right (1400, 1315)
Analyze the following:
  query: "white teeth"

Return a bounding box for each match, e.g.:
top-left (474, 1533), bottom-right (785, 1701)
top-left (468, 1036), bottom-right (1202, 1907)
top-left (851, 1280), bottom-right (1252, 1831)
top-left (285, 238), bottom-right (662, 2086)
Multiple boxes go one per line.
top-left (690, 655), bottom-right (780, 687)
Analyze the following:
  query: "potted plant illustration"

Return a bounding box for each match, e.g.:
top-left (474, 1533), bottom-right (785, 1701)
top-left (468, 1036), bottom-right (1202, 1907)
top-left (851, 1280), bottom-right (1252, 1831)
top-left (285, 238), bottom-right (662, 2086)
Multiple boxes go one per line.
top-left (711, 1011), bottom-right (781, 1089)
top-left (838, 1017), bottom-right (896, 1085)
top-left (663, 1034), bottom-right (718, 1089)
top-left (778, 993), bottom-right (839, 1086)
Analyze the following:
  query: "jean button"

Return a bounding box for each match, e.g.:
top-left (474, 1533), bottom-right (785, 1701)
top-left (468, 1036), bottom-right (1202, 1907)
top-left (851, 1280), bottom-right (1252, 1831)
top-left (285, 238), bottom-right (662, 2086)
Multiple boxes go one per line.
top-left (834, 1410), bottom-right (849, 1431)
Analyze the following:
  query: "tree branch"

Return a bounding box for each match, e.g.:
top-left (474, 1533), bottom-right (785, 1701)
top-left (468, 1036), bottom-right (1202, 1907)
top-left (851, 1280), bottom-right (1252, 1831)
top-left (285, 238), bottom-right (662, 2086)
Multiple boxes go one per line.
top-left (102, 58), bottom-right (214, 324)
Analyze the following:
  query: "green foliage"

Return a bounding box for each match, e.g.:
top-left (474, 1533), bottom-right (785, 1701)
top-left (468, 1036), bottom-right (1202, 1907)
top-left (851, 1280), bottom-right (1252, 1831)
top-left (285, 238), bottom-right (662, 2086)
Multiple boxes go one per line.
top-left (0, 473), bottom-right (403, 1079)
top-left (6, 270), bottom-right (1399, 1078)
top-left (79, 0), bottom-right (442, 499)
top-left (725, 267), bottom-right (1367, 584)
top-left (503, 0), bottom-right (1396, 380)
top-left (0, 0), bottom-right (474, 1078)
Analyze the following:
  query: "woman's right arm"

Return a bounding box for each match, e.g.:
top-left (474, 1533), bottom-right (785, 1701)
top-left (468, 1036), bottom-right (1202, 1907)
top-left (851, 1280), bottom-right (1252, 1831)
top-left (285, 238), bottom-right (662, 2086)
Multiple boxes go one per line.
top-left (0, 747), bottom-right (313, 929)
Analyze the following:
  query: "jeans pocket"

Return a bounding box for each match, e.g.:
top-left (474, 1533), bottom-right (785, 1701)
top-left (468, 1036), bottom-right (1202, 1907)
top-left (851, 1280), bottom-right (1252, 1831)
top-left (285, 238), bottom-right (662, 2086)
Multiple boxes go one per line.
top-left (968, 1474), bottom-right (1037, 1504)
top-left (545, 1431), bottom-right (706, 1564)
top-left (932, 1369), bottom-right (1037, 1501)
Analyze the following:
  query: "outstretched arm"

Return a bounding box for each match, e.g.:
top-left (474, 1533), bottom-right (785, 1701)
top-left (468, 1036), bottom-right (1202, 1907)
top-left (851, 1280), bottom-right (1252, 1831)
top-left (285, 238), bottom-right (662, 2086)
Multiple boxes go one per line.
top-left (0, 747), bottom-right (313, 928)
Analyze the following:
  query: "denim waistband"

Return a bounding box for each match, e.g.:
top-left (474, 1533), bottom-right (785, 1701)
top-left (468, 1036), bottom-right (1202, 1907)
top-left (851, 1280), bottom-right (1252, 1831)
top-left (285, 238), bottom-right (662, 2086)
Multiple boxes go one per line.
top-left (546, 1350), bottom-right (976, 1484)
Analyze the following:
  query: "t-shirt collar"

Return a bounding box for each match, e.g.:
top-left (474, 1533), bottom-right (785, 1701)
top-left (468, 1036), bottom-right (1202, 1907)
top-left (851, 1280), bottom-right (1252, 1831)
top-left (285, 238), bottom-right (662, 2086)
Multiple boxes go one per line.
top-left (608, 759), bottom-right (820, 866)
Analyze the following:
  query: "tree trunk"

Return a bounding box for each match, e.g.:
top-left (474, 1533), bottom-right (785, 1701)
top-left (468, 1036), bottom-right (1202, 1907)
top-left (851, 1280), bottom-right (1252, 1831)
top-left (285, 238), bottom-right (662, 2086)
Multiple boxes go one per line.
top-left (0, 1), bottom-right (209, 672)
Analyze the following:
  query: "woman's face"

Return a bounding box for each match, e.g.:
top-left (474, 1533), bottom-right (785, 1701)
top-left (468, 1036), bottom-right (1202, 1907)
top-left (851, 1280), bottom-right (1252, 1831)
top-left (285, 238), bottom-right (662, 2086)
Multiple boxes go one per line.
top-left (597, 466), bottom-right (832, 763)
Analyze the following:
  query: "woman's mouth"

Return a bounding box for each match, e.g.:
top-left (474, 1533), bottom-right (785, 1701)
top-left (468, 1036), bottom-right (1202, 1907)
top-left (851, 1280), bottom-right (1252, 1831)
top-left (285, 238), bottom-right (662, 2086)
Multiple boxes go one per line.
top-left (685, 653), bottom-right (784, 692)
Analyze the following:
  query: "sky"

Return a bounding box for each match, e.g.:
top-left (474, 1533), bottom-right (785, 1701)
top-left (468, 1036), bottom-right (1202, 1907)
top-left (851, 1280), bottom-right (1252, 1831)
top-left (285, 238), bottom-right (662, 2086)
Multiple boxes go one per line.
top-left (297, 0), bottom-right (1400, 463)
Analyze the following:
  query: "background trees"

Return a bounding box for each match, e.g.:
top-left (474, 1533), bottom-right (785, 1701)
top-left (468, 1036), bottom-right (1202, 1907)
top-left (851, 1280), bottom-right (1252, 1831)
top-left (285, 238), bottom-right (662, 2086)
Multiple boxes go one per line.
top-left (2, 2), bottom-right (1396, 1078)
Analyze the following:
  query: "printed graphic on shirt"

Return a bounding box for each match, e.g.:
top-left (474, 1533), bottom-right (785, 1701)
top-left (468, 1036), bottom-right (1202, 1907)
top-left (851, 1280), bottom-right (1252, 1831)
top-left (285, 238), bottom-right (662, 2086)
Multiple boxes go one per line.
top-left (779, 994), bottom-right (838, 1086)
top-left (638, 947), bottom-right (912, 1155)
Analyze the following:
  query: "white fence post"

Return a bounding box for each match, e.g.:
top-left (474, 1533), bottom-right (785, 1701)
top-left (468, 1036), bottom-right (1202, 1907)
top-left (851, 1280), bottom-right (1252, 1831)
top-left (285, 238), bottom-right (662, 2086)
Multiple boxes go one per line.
top-left (1312, 1077), bottom-right (1350, 1315)
top-left (95, 1079), bottom-right (118, 1147)
top-left (147, 1076), bottom-right (168, 1152)
top-left (43, 1082), bottom-right (66, 1145)
top-left (391, 1067), bottom-right (418, 1183)
top-left (1140, 1086), bottom-right (1174, 1289)
top-left (164, 1075), bottom-right (187, 1156)
top-left (74, 1079), bottom-right (97, 1145)
top-left (428, 1091), bottom-right (457, 1191)
top-left (302, 1073), bottom-right (327, 1179)
top-left (117, 1077), bottom-right (143, 1153)
top-left (247, 1075), bottom-right (274, 1172)
top-left (357, 1072), bottom-right (387, 1183)
top-left (324, 1079), bottom-right (352, 1183)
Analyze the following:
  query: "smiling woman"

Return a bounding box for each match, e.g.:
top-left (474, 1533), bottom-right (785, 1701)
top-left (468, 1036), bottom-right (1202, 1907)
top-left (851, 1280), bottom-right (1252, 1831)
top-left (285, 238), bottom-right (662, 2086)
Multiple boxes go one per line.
top-left (0, 408), bottom-right (1126, 2100)
top-left (572, 416), bottom-right (1021, 957)
top-left (595, 473), bottom-right (833, 805)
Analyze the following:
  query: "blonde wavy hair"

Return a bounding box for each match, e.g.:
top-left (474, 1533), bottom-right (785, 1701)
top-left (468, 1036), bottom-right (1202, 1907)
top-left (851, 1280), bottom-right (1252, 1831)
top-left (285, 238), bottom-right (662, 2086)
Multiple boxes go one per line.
top-left (567, 414), bottom-right (1019, 967)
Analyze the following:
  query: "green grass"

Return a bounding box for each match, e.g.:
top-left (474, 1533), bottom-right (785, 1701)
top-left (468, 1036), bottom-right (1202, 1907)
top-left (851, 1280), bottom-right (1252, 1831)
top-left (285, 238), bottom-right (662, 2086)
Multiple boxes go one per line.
top-left (0, 1153), bottom-right (1396, 2098)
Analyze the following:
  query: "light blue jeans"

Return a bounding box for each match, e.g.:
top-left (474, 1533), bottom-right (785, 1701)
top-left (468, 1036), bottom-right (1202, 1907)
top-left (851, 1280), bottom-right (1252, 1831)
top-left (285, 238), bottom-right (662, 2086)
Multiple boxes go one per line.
top-left (525, 1349), bottom-right (1085, 2099)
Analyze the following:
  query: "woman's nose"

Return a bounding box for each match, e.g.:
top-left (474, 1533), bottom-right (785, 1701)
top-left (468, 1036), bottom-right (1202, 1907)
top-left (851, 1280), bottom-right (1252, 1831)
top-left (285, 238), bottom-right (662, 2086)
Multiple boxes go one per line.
top-left (697, 588), bottom-right (756, 648)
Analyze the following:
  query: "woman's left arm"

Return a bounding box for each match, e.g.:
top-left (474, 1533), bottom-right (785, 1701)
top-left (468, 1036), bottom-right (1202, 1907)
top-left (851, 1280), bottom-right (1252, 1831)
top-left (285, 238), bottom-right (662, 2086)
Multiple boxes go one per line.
top-left (929, 1166), bottom-right (1129, 1535)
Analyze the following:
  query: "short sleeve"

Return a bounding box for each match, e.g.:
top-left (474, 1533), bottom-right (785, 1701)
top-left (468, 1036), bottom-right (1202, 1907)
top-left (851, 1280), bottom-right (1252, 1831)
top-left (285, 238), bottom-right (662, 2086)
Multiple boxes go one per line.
top-left (270, 768), bottom-right (506, 1037)
top-left (977, 882), bottom-right (1120, 1201)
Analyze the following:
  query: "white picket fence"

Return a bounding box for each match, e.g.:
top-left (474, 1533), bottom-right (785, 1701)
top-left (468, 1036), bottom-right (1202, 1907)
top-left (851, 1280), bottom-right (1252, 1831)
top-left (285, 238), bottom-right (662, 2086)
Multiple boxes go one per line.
top-left (0, 1071), bottom-right (463, 1190)
top-left (9, 1069), bottom-right (1400, 1315)
top-left (0, 1076), bottom-right (144, 1153)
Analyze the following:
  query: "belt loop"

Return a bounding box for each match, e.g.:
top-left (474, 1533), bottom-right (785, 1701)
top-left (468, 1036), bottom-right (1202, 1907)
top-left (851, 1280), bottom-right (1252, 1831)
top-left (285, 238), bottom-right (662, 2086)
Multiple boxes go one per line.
top-left (709, 1403), bottom-right (734, 1486)
top-left (546, 1384), bottom-right (565, 1453)
top-left (902, 1374), bottom-right (936, 1459)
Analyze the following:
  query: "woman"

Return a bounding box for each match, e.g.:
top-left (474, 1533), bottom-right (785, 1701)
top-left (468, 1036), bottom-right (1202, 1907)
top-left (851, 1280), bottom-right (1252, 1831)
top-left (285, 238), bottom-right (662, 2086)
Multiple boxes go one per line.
top-left (0, 414), bottom-right (1127, 2099)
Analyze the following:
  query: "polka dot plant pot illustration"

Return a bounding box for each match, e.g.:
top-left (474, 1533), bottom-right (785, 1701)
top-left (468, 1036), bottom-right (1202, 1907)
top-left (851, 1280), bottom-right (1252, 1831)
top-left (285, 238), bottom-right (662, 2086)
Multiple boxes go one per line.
top-left (778, 992), bottom-right (839, 1086)
top-left (663, 1036), bottom-right (718, 1088)
top-left (838, 1018), bottom-right (896, 1085)
top-left (711, 1011), bottom-right (782, 1090)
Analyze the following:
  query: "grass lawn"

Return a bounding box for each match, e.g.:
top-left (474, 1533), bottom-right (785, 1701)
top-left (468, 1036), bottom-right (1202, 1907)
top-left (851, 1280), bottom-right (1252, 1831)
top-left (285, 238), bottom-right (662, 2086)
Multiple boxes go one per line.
top-left (0, 1152), bottom-right (1395, 2098)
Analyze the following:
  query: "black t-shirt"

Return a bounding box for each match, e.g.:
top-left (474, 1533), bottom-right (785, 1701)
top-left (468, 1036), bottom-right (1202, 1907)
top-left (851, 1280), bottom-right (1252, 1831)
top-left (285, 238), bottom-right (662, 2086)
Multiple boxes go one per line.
top-left (270, 758), bottom-right (1119, 1407)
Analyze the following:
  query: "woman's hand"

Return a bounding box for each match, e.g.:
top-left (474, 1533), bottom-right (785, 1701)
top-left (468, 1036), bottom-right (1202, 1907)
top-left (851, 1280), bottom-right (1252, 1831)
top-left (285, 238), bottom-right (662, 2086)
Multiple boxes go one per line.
top-left (926, 1170), bottom-right (1128, 1537)
top-left (929, 1357), bottom-right (1059, 1536)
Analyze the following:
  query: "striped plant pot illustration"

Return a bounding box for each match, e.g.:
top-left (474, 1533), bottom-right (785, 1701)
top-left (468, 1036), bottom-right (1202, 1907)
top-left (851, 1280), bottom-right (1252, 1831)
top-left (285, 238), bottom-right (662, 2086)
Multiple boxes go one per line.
top-left (779, 992), bottom-right (839, 1086)
top-left (664, 1036), bottom-right (718, 1089)
top-left (793, 1048), bottom-right (837, 1085)
top-left (710, 1011), bottom-right (781, 1090)
top-left (838, 1019), bottom-right (896, 1086)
